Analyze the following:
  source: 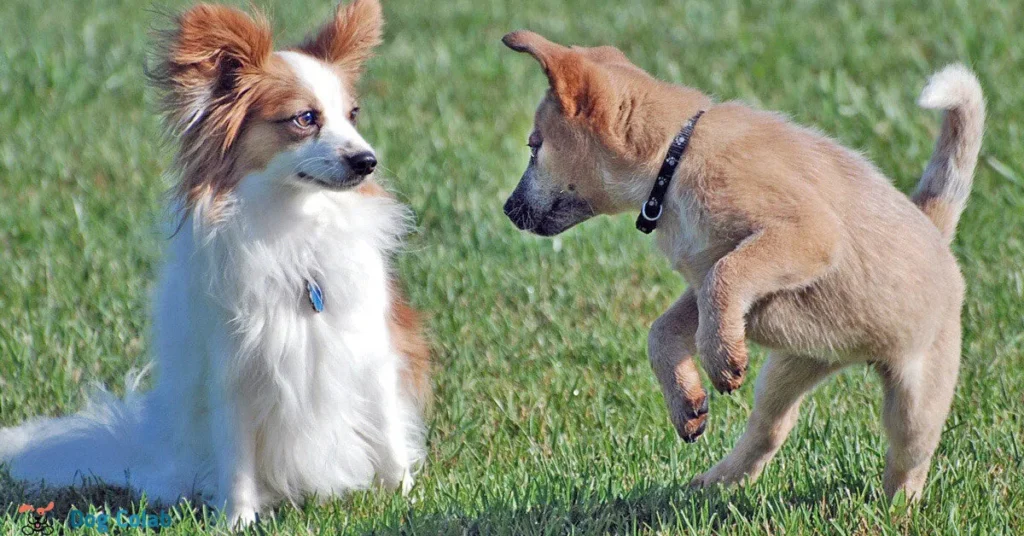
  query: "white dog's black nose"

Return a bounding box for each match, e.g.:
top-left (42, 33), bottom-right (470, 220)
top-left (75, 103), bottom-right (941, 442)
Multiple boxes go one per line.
top-left (347, 152), bottom-right (377, 176)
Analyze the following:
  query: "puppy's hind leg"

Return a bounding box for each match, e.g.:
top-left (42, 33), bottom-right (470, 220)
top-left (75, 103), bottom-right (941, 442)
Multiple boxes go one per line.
top-left (692, 352), bottom-right (841, 488)
top-left (878, 321), bottom-right (961, 501)
top-left (648, 289), bottom-right (710, 442)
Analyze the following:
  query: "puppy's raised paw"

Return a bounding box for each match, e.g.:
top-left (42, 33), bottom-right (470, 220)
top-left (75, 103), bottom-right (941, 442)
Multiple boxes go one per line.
top-left (679, 415), bottom-right (708, 443)
top-left (667, 388), bottom-right (710, 442)
top-left (712, 366), bottom-right (747, 394)
top-left (698, 337), bottom-right (749, 394)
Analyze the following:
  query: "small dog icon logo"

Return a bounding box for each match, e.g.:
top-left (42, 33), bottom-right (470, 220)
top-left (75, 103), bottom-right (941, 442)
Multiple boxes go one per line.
top-left (17, 502), bottom-right (55, 535)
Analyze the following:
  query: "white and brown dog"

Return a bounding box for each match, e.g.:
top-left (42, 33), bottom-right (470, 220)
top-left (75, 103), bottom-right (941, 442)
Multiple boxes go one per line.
top-left (1, 0), bottom-right (428, 526)
top-left (502, 30), bottom-right (983, 499)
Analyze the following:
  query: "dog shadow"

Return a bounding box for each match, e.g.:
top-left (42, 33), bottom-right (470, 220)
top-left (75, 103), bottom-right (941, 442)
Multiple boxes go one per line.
top-left (354, 476), bottom-right (871, 535)
top-left (3, 465), bottom-right (874, 534)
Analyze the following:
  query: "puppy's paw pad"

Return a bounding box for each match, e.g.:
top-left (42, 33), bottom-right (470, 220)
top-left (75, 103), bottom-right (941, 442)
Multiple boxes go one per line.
top-left (711, 369), bottom-right (746, 394)
top-left (667, 388), bottom-right (710, 442)
top-left (673, 412), bottom-right (708, 443)
top-left (682, 417), bottom-right (708, 443)
top-left (694, 393), bottom-right (710, 417)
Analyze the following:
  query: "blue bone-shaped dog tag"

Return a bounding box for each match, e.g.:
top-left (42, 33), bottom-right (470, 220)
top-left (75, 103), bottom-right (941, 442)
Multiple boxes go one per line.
top-left (306, 279), bottom-right (324, 313)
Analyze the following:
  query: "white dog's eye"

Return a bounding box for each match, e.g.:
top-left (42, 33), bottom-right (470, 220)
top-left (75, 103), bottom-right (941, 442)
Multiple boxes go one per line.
top-left (349, 107), bottom-right (360, 124)
top-left (293, 110), bottom-right (317, 129)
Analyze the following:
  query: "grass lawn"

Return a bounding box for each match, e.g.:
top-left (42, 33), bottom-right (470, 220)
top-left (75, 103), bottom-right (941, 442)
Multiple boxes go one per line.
top-left (1, 0), bottom-right (1022, 533)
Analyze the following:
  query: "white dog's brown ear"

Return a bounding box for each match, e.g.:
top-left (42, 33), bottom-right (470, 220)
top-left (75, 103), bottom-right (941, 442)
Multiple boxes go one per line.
top-left (148, 4), bottom-right (276, 214)
top-left (150, 4), bottom-right (273, 137)
top-left (502, 30), bottom-right (612, 121)
top-left (300, 0), bottom-right (384, 81)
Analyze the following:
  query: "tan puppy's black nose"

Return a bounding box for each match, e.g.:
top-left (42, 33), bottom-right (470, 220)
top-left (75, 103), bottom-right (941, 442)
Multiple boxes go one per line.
top-left (504, 195), bottom-right (530, 231)
top-left (347, 152), bottom-right (377, 176)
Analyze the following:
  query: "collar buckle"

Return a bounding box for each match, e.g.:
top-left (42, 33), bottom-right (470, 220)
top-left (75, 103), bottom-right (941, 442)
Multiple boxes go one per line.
top-left (635, 110), bottom-right (705, 234)
top-left (639, 199), bottom-right (663, 223)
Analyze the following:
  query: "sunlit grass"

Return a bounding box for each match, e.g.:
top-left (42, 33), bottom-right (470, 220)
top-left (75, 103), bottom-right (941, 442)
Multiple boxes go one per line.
top-left (1, 0), bottom-right (1021, 533)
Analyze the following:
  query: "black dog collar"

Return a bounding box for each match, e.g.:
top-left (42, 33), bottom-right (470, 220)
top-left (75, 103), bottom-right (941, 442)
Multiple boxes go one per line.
top-left (636, 110), bottom-right (705, 234)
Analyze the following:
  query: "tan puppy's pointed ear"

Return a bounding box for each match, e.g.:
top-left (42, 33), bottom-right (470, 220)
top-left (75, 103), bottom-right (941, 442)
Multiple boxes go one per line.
top-left (503, 30), bottom-right (610, 119)
top-left (300, 0), bottom-right (384, 81)
top-left (502, 30), bottom-right (562, 60)
top-left (578, 45), bottom-right (631, 66)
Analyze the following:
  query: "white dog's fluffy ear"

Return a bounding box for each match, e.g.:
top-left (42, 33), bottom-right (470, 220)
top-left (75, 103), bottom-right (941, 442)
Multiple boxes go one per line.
top-left (147, 4), bottom-right (275, 213)
top-left (149, 4), bottom-right (273, 139)
top-left (300, 0), bottom-right (384, 82)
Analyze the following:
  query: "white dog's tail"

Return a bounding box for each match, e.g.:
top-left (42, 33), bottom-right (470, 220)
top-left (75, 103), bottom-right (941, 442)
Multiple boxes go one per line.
top-left (0, 370), bottom-right (162, 492)
top-left (912, 64), bottom-right (985, 243)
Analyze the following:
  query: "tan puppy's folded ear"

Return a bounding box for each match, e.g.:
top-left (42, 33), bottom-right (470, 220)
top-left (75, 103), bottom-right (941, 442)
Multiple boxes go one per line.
top-left (301, 0), bottom-right (384, 81)
top-left (502, 30), bottom-right (612, 120)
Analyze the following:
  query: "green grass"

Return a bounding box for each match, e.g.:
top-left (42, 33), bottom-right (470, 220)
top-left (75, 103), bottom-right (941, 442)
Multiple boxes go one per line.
top-left (1, 0), bottom-right (1022, 533)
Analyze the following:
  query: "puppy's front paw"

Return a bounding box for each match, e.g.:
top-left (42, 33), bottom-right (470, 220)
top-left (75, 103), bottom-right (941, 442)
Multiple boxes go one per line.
top-left (665, 387), bottom-right (710, 442)
top-left (697, 331), bottom-right (749, 394)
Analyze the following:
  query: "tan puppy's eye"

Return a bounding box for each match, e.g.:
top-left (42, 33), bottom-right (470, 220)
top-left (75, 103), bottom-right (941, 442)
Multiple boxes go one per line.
top-left (292, 110), bottom-right (318, 129)
top-left (528, 143), bottom-right (540, 160)
top-left (527, 131), bottom-right (543, 161)
top-left (349, 107), bottom-right (360, 124)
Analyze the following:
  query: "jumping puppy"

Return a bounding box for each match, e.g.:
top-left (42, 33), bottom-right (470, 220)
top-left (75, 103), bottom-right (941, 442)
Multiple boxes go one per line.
top-left (1, 0), bottom-right (429, 526)
top-left (501, 30), bottom-right (983, 499)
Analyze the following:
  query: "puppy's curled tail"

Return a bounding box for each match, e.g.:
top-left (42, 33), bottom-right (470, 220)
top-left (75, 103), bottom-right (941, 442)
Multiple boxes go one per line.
top-left (912, 64), bottom-right (985, 243)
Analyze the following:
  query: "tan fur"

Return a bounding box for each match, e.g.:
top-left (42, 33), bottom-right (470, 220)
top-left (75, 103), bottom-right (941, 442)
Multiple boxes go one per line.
top-left (503, 30), bottom-right (985, 500)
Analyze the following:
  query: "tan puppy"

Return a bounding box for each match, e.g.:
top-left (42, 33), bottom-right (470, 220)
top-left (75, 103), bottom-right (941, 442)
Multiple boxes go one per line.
top-left (501, 30), bottom-right (984, 499)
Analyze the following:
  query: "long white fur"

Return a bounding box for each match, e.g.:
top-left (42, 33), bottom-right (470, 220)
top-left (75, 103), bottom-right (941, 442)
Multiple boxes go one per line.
top-left (0, 51), bottom-right (423, 526)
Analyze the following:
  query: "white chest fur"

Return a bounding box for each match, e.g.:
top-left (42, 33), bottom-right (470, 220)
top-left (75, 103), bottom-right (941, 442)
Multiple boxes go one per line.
top-left (654, 190), bottom-right (711, 285)
top-left (150, 181), bottom-right (420, 506)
